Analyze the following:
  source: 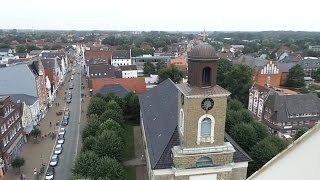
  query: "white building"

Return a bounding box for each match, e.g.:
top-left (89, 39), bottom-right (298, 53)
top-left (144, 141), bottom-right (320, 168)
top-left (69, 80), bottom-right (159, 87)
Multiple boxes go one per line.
top-left (119, 65), bottom-right (138, 78)
top-left (111, 50), bottom-right (132, 66)
top-left (248, 124), bottom-right (320, 180)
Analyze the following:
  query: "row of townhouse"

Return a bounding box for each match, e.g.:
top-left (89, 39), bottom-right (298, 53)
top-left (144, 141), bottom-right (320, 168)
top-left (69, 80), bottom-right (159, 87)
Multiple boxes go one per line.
top-left (0, 49), bottom-right (74, 175)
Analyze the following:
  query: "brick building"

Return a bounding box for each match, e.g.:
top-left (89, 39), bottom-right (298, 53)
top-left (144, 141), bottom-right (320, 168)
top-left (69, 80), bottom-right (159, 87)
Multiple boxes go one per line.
top-left (140, 43), bottom-right (251, 180)
top-left (0, 96), bottom-right (24, 175)
top-left (84, 50), bottom-right (112, 64)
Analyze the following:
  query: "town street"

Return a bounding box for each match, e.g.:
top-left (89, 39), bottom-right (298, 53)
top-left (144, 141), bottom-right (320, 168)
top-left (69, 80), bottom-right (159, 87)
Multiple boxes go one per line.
top-left (53, 64), bottom-right (82, 180)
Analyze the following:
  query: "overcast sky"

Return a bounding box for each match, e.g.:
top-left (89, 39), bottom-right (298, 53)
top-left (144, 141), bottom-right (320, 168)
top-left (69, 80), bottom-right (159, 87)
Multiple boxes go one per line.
top-left (1, 0), bottom-right (319, 31)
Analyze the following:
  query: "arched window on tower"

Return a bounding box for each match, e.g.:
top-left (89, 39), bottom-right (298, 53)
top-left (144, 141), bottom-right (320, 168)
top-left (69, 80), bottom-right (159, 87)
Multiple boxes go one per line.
top-left (202, 67), bottom-right (211, 86)
top-left (201, 117), bottom-right (211, 137)
top-left (197, 115), bottom-right (215, 144)
top-left (196, 157), bottom-right (214, 168)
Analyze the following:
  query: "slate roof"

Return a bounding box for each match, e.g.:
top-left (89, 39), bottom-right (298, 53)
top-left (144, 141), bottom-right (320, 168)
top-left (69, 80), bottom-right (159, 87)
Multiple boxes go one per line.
top-left (28, 60), bottom-right (40, 77)
top-left (29, 50), bottom-right (43, 56)
top-left (140, 79), bottom-right (251, 170)
top-left (96, 84), bottom-right (131, 97)
top-left (277, 63), bottom-right (296, 72)
top-left (112, 50), bottom-right (130, 59)
top-left (298, 58), bottom-right (320, 69)
top-left (264, 91), bottom-right (320, 123)
top-left (0, 94), bottom-right (38, 105)
top-left (0, 48), bottom-right (11, 53)
top-left (234, 55), bottom-right (269, 71)
top-left (0, 64), bottom-right (38, 97)
top-left (41, 58), bottom-right (56, 69)
top-left (88, 63), bottom-right (115, 79)
top-left (41, 52), bottom-right (65, 59)
top-left (119, 65), bottom-right (137, 71)
top-left (139, 79), bottom-right (179, 169)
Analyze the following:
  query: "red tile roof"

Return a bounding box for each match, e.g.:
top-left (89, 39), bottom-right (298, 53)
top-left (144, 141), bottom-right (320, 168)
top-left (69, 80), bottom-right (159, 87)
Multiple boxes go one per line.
top-left (84, 50), bottom-right (112, 62)
top-left (89, 78), bottom-right (146, 94)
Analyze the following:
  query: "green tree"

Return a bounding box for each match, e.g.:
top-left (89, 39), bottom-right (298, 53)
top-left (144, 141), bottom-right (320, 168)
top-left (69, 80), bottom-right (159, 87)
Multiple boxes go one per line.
top-left (82, 114), bottom-right (100, 139)
top-left (314, 68), bottom-right (320, 82)
top-left (227, 98), bottom-right (243, 111)
top-left (156, 62), bottom-right (167, 73)
top-left (82, 136), bottom-right (96, 152)
top-left (230, 123), bottom-right (258, 152)
top-left (123, 92), bottom-right (140, 121)
top-left (16, 45), bottom-right (27, 53)
top-left (143, 62), bottom-right (156, 76)
top-left (30, 127), bottom-right (41, 143)
top-left (0, 43), bottom-right (11, 48)
top-left (158, 64), bottom-right (183, 83)
top-left (251, 121), bottom-right (270, 141)
top-left (93, 130), bottom-right (124, 160)
top-left (217, 59), bottom-right (233, 87)
top-left (73, 151), bottom-right (99, 178)
top-left (99, 119), bottom-right (123, 136)
top-left (11, 156), bottom-right (25, 173)
top-left (92, 156), bottom-right (124, 180)
top-left (294, 127), bottom-right (309, 140)
top-left (87, 97), bottom-right (107, 116)
top-left (106, 100), bottom-right (123, 115)
top-left (100, 109), bottom-right (123, 124)
top-left (103, 93), bottom-right (125, 110)
top-left (249, 136), bottom-right (288, 175)
top-left (224, 64), bottom-right (253, 105)
top-left (225, 110), bottom-right (241, 133)
top-left (285, 64), bottom-right (306, 88)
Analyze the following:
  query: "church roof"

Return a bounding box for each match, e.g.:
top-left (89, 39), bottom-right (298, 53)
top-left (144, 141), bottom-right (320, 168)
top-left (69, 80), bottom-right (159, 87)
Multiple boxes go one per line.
top-left (188, 43), bottom-right (218, 60)
top-left (176, 83), bottom-right (230, 97)
top-left (140, 78), bottom-right (252, 170)
top-left (139, 79), bottom-right (179, 169)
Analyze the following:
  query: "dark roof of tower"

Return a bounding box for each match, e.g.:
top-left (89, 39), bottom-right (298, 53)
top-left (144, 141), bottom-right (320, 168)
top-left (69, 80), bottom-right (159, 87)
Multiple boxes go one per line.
top-left (188, 43), bottom-right (218, 60)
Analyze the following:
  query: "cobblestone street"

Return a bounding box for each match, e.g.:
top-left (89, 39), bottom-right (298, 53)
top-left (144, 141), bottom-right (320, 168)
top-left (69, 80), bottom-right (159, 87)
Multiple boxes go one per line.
top-left (3, 75), bottom-right (72, 180)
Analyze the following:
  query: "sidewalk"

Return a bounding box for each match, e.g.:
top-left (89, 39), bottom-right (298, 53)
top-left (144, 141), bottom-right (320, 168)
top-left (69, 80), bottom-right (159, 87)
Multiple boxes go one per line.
top-left (4, 75), bottom-right (71, 180)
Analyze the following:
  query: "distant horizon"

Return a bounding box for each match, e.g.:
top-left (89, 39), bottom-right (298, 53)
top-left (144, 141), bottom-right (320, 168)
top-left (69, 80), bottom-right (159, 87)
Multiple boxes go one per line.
top-left (2, 29), bottom-right (320, 33)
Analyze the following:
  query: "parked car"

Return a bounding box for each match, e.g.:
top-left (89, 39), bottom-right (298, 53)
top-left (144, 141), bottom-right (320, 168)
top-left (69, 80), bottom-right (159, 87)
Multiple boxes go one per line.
top-left (66, 97), bottom-right (71, 103)
top-left (69, 83), bottom-right (73, 89)
top-left (54, 144), bottom-right (63, 155)
top-left (68, 91), bottom-right (72, 99)
top-left (71, 75), bottom-right (74, 80)
top-left (49, 155), bottom-right (59, 167)
top-left (45, 166), bottom-right (55, 180)
top-left (62, 118), bottom-right (69, 126)
top-left (58, 128), bottom-right (65, 135)
top-left (57, 134), bottom-right (64, 144)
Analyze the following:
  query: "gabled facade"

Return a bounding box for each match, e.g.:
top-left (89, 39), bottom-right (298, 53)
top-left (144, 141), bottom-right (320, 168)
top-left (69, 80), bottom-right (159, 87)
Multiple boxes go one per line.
top-left (0, 96), bottom-right (24, 174)
top-left (111, 50), bottom-right (131, 66)
top-left (140, 43), bottom-right (251, 180)
top-left (118, 65), bottom-right (138, 78)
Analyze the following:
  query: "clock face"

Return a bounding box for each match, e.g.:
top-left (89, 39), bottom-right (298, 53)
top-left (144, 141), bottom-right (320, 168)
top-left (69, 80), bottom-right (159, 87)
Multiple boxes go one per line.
top-left (201, 98), bottom-right (214, 111)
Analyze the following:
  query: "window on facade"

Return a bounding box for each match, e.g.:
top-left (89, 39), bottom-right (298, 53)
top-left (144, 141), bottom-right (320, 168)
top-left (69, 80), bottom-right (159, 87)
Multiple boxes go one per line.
top-left (201, 118), bottom-right (211, 137)
top-left (196, 157), bottom-right (214, 168)
top-left (202, 67), bottom-right (211, 86)
top-left (179, 109), bottom-right (184, 135)
top-left (293, 122), bottom-right (297, 125)
top-left (287, 122), bottom-right (291, 125)
top-left (305, 121), bottom-right (310, 125)
top-left (299, 121), bottom-right (303, 126)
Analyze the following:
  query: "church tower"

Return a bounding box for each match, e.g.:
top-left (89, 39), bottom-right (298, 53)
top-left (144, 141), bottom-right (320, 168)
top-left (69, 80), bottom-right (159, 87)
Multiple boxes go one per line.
top-left (172, 43), bottom-right (238, 179)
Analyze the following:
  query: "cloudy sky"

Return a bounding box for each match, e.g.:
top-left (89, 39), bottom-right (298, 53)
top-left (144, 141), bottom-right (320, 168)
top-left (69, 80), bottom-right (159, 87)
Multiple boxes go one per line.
top-left (1, 0), bottom-right (319, 31)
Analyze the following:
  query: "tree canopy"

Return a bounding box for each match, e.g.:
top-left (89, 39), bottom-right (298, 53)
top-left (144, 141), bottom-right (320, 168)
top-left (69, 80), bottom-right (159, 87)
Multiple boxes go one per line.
top-left (224, 64), bottom-right (253, 105)
top-left (158, 64), bottom-right (183, 83)
top-left (230, 123), bottom-right (258, 152)
top-left (100, 109), bottom-right (123, 124)
top-left (93, 130), bottom-right (124, 160)
top-left (294, 127), bottom-right (309, 140)
top-left (87, 97), bottom-right (107, 116)
top-left (143, 62), bottom-right (156, 75)
top-left (217, 59), bottom-right (233, 87)
top-left (285, 64), bottom-right (306, 88)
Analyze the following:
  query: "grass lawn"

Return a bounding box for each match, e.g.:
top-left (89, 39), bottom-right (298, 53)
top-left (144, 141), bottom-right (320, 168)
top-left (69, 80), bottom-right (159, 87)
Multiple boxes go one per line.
top-left (123, 124), bottom-right (135, 161)
top-left (124, 166), bottom-right (136, 180)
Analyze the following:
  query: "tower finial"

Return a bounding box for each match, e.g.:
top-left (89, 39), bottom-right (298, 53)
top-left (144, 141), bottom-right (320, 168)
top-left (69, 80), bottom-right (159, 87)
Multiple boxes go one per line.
top-left (199, 27), bottom-right (208, 42)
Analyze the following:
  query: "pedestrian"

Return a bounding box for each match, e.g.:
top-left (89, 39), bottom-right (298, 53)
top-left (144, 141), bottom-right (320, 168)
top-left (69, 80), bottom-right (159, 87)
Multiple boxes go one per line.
top-left (50, 121), bottom-right (52, 127)
top-left (58, 103), bottom-right (60, 106)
